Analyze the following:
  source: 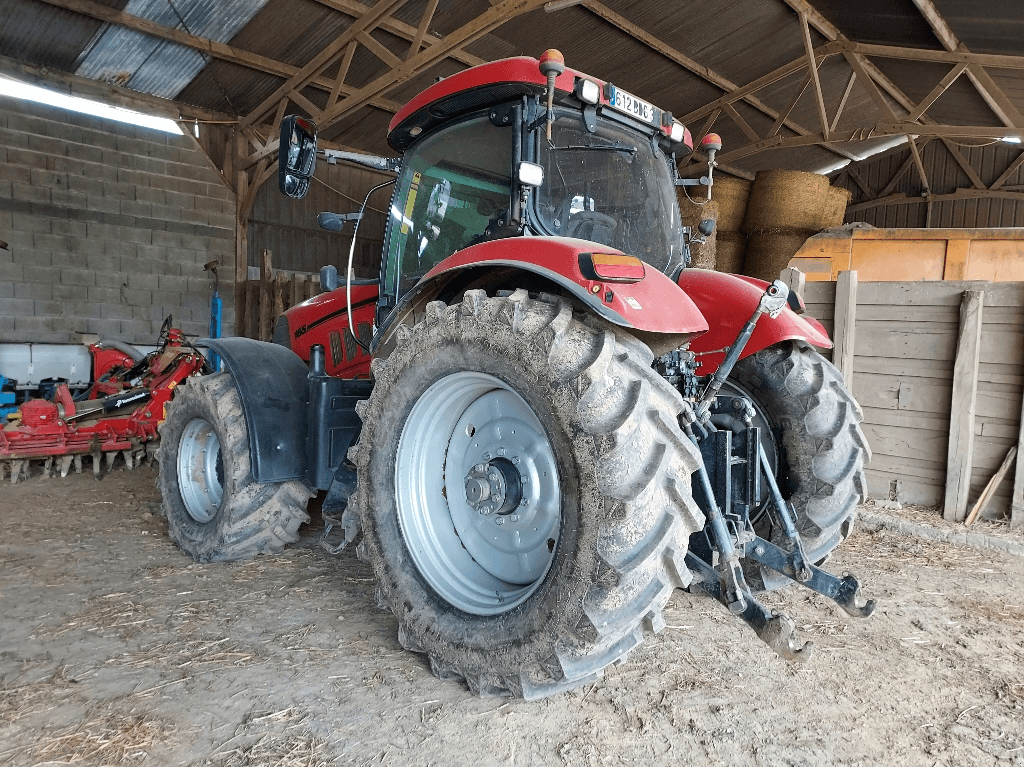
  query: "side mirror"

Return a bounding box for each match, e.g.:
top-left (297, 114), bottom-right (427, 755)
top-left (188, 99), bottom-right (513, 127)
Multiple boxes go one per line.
top-left (279, 115), bottom-right (318, 199)
top-left (319, 264), bottom-right (339, 292)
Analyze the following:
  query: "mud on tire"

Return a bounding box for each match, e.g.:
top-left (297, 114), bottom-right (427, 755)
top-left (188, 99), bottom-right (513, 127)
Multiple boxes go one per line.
top-left (729, 341), bottom-right (870, 577)
top-left (158, 373), bottom-right (313, 562)
top-left (347, 289), bottom-right (706, 699)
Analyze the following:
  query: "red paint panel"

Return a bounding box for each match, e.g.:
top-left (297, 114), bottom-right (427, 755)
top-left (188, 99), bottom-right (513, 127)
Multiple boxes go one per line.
top-left (677, 270), bottom-right (832, 374)
top-left (422, 237), bottom-right (708, 336)
top-left (283, 284), bottom-right (378, 378)
top-left (389, 56), bottom-right (690, 148)
top-left (390, 57), bottom-right (587, 134)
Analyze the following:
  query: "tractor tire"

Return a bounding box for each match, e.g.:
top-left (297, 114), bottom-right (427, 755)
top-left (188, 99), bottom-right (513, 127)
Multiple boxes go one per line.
top-left (158, 373), bottom-right (312, 562)
top-left (722, 341), bottom-right (870, 588)
top-left (347, 289), bottom-right (705, 699)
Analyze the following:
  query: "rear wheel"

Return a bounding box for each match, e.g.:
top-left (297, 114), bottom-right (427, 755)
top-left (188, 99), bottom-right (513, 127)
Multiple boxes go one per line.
top-left (158, 373), bottom-right (313, 562)
top-left (347, 289), bottom-right (705, 699)
top-left (722, 342), bottom-right (870, 588)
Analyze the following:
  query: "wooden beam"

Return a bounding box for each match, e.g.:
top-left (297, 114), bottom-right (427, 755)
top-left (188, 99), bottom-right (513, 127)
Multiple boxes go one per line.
top-left (845, 186), bottom-right (1024, 213)
top-left (312, 0), bottom-right (485, 68)
top-left (328, 42), bottom-right (358, 108)
top-left (722, 102), bottom-right (761, 143)
top-left (910, 0), bottom-right (1024, 129)
top-left (780, 0), bottom-right (921, 118)
top-left (944, 289), bottom-right (984, 522)
top-left (842, 50), bottom-right (898, 121)
top-left (35, 0), bottom-right (401, 115)
top-left (240, 0), bottom-right (410, 129)
top-left (990, 149), bottom-right (1024, 190)
top-left (680, 43), bottom-right (841, 125)
top-left (879, 147), bottom-right (917, 198)
top-left (907, 62), bottom-right (968, 123)
top-left (581, 1), bottom-right (856, 161)
top-left (939, 138), bottom-right (986, 190)
top-left (907, 134), bottom-right (931, 195)
top-left (315, 0), bottom-right (548, 129)
top-left (846, 165), bottom-right (874, 198)
top-left (832, 269), bottom-right (858, 392)
top-left (768, 71), bottom-right (811, 138)
top-left (407, 0), bottom-right (440, 59)
top-left (779, 266), bottom-right (806, 298)
top-left (799, 12), bottom-right (830, 139)
top-left (358, 30), bottom-right (403, 70)
top-left (830, 70), bottom-right (857, 132)
top-left (841, 41), bottom-right (1024, 71)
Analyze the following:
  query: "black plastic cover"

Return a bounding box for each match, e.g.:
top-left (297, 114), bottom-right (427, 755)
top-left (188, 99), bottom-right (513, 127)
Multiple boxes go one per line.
top-left (197, 337), bottom-right (309, 483)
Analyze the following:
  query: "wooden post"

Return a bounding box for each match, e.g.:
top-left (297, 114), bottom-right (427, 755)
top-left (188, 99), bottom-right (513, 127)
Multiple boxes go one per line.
top-left (779, 266), bottom-right (806, 297)
top-left (290, 273), bottom-right (303, 308)
top-left (832, 269), bottom-right (858, 392)
top-left (1013, 387), bottom-right (1024, 530)
top-left (274, 272), bottom-right (286, 322)
top-left (246, 282), bottom-right (259, 339)
top-left (259, 249), bottom-right (273, 342)
top-left (944, 289), bottom-right (984, 522)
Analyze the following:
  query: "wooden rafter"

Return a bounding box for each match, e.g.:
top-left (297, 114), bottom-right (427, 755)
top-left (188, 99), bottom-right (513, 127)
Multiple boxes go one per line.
top-left (240, 0), bottom-right (411, 129)
top-left (34, 0), bottom-right (403, 115)
top-left (241, 0), bottom-right (548, 170)
top-left (581, 1), bottom-right (856, 161)
top-left (939, 138), bottom-right (986, 190)
top-left (830, 71), bottom-right (857, 132)
top-left (910, 0), bottom-right (1024, 129)
top-left (799, 12), bottom-right (830, 139)
top-left (907, 62), bottom-right (968, 123)
top-left (311, 0), bottom-right (484, 68)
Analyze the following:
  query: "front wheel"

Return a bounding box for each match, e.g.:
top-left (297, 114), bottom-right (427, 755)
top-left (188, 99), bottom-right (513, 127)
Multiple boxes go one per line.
top-left (158, 373), bottom-right (312, 562)
top-left (347, 290), bottom-right (705, 699)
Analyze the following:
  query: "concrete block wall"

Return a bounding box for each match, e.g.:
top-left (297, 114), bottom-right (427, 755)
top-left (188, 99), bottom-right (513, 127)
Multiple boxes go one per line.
top-left (0, 95), bottom-right (236, 344)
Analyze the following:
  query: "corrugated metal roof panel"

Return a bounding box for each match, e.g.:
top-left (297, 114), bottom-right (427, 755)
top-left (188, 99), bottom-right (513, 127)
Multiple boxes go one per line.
top-left (75, 0), bottom-right (269, 98)
top-left (0, 0), bottom-right (119, 71)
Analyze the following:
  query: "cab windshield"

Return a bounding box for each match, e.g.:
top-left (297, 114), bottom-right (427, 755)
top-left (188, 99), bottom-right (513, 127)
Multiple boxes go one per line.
top-left (382, 115), bottom-right (514, 304)
top-left (534, 112), bottom-right (684, 275)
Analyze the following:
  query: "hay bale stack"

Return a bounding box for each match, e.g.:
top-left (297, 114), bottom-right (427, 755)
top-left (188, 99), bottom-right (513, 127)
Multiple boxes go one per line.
top-left (712, 176), bottom-right (753, 232)
top-left (716, 231), bottom-right (747, 274)
top-left (743, 230), bottom-right (815, 282)
top-left (743, 169), bottom-right (832, 232)
top-left (677, 193), bottom-right (718, 269)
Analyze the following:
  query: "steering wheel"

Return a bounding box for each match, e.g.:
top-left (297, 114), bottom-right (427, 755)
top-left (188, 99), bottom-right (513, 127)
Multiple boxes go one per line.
top-left (566, 210), bottom-right (617, 241)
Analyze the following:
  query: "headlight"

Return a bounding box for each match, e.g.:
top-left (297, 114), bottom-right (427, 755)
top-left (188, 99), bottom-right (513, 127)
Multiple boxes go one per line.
top-left (576, 78), bottom-right (600, 105)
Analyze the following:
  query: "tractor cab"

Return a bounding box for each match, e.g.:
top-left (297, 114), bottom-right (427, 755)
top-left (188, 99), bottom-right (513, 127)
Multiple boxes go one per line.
top-left (281, 53), bottom-right (710, 327)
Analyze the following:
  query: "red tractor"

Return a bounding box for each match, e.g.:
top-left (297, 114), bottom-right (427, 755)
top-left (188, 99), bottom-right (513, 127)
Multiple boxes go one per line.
top-left (159, 51), bottom-right (873, 699)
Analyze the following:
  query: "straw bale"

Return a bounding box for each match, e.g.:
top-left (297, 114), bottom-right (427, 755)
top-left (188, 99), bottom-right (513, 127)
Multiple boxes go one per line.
top-left (710, 176), bottom-right (752, 231)
top-left (743, 230), bottom-right (815, 282)
top-left (677, 196), bottom-right (718, 270)
top-left (743, 169), bottom-right (831, 233)
top-left (715, 230), bottom-right (747, 274)
top-left (822, 185), bottom-right (852, 228)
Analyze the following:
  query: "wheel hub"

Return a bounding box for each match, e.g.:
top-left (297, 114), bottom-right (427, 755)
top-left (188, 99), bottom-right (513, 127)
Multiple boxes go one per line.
top-left (464, 457), bottom-right (523, 515)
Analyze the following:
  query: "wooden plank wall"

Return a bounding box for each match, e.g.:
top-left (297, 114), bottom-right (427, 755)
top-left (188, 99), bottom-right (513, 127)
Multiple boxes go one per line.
top-left (802, 279), bottom-right (1024, 521)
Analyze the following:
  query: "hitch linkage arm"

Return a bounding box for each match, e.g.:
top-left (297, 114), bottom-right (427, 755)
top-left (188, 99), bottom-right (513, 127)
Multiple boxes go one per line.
top-left (685, 552), bottom-right (813, 661)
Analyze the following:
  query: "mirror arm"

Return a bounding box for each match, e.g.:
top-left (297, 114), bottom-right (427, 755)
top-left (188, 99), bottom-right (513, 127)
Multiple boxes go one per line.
top-left (323, 149), bottom-right (400, 174)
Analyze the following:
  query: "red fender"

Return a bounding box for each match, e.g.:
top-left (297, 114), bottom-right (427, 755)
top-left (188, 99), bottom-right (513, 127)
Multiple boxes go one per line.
top-left (417, 236), bottom-right (709, 337)
top-left (677, 270), bottom-right (831, 374)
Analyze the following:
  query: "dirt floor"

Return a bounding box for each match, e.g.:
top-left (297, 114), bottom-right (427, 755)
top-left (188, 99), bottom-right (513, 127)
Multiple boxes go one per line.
top-left (1, 463), bottom-right (1023, 767)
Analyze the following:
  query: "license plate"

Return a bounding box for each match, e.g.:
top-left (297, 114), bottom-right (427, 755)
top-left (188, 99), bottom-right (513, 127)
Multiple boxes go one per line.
top-left (607, 86), bottom-right (658, 125)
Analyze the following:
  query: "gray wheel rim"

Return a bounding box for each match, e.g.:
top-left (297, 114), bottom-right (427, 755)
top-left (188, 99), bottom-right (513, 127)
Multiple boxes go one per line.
top-left (395, 372), bottom-right (560, 616)
top-left (177, 417), bottom-right (224, 523)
